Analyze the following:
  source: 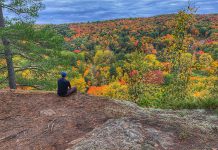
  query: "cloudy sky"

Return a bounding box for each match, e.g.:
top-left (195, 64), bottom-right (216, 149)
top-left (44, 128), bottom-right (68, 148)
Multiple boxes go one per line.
top-left (8, 0), bottom-right (218, 24)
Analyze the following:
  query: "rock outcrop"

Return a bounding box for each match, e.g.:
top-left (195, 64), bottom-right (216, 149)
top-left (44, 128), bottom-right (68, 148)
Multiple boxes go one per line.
top-left (0, 90), bottom-right (217, 150)
top-left (68, 100), bottom-right (218, 150)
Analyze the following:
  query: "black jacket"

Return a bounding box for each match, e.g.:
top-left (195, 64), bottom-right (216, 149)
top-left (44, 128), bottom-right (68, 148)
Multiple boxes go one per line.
top-left (57, 78), bottom-right (71, 96)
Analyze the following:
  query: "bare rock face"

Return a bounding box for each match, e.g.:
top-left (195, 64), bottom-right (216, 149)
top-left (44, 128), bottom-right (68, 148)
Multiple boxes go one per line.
top-left (67, 118), bottom-right (175, 150)
top-left (0, 91), bottom-right (217, 150)
top-left (68, 118), bottom-right (146, 150)
top-left (67, 99), bottom-right (218, 150)
top-left (40, 109), bottom-right (56, 116)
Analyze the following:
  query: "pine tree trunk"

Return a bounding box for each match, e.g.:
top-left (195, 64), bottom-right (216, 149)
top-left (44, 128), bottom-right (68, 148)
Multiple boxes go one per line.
top-left (0, 5), bottom-right (17, 89)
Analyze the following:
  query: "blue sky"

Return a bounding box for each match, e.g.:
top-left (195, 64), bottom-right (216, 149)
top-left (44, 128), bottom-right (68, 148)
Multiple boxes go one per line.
top-left (7, 0), bottom-right (218, 24)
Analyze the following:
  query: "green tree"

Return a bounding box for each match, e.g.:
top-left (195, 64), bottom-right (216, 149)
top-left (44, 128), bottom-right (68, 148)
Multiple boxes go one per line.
top-left (0, 23), bottom-right (64, 89)
top-left (125, 51), bottom-right (148, 102)
top-left (94, 50), bottom-right (114, 65)
top-left (0, 0), bottom-right (44, 89)
top-left (164, 5), bottom-right (197, 104)
top-left (109, 64), bottom-right (117, 78)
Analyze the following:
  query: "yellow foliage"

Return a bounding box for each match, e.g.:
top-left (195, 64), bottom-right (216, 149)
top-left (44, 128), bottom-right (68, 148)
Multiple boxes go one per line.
top-left (0, 59), bottom-right (6, 65)
top-left (22, 70), bottom-right (31, 79)
top-left (72, 66), bottom-right (78, 72)
top-left (116, 67), bottom-right (123, 79)
top-left (71, 77), bottom-right (87, 93)
top-left (199, 53), bottom-right (213, 67)
top-left (105, 82), bottom-right (129, 100)
top-left (99, 66), bottom-right (110, 81)
top-left (83, 68), bottom-right (90, 77)
top-left (144, 54), bottom-right (157, 62)
top-left (122, 73), bottom-right (130, 83)
top-left (144, 54), bottom-right (163, 69)
top-left (190, 75), bottom-right (217, 99)
top-left (180, 53), bottom-right (193, 68)
top-left (77, 60), bottom-right (81, 66)
top-left (94, 50), bottom-right (114, 65)
top-left (163, 71), bottom-right (169, 76)
top-left (193, 90), bottom-right (208, 98)
top-left (211, 61), bottom-right (218, 68)
top-left (209, 61), bottom-right (218, 74)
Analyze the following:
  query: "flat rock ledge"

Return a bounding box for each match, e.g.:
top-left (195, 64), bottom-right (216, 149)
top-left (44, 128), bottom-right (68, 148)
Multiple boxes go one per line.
top-left (0, 91), bottom-right (217, 150)
top-left (68, 99), bottom-right (218, 150)
top-left (67, 118), bottom-right (175, 150)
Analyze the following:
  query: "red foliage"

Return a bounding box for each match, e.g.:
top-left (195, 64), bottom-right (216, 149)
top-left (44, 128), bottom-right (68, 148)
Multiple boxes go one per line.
top-left (129, 70), bottom-right (138, 77)
top-left (134, 40), bottom-right (139, 46)
top-left (206, 39), bottom-right (213, 44)
top-left (144, 70), bottom-right (164, 84)
top-left (195, 50), bottom-right (204, 55)
top-left (73, 50), bottom-right (81, 53)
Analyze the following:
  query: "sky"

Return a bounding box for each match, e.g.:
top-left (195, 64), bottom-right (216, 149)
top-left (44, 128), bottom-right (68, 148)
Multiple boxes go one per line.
top-left (6, 0), bottom-right (218, 24)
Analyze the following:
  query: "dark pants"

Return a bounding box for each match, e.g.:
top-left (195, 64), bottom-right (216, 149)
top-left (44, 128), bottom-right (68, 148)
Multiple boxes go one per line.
top-left (66, 86), bottom-right (77, 96)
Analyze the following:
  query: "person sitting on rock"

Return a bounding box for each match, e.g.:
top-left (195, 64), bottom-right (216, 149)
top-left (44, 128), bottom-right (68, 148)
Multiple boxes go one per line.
top-left (57, 72), bottom-right (77, 97)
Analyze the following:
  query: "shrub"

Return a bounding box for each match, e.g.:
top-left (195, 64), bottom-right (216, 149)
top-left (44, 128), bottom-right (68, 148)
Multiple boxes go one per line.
top-left (71, 77), bottom-right (87, 93)
top-left (87, 82), bottom-right (129, 100)
top-left (164, 73), bottom-right (175, 85)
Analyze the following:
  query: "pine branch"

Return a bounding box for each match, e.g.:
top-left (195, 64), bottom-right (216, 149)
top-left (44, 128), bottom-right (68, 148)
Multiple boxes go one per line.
top-left (2, 4), bottom-right (36, 16)
top-left (0, 66), bottom-right (7, 72)
top-left (15, 65), bottom-right (46, 72)
top-left (11, 45), bottom-right (44, 60)
top-left (1, 1), bottom-right (44, 17)
top-left (13, 52), bottom-right (35, 61)
top-left (0, 77), bottom-right (8, 84)
top-left (1, 4), bottom-right (25, 15)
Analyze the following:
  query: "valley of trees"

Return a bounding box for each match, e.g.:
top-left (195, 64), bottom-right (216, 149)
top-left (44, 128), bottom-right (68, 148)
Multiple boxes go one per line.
top-left (0, 3), bottom-right (217, 109)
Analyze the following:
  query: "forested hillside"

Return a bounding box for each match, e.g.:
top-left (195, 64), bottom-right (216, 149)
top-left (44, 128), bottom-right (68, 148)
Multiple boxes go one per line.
top-left (54, 13), bottom-right (218, 108)
top-left (0, 13), bottom-right (218, 108)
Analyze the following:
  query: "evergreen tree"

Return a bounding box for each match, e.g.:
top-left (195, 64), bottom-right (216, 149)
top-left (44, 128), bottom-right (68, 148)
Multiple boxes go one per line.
top-left (0, 0), bottom-right (44, 89)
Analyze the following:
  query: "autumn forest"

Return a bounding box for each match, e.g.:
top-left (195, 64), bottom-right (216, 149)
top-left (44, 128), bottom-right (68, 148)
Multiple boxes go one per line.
top-left (0, 6), bottom-right (217, 109)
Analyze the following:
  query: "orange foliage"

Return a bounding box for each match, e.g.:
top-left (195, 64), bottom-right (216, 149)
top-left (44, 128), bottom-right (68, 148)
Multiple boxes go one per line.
top-left (151, 49), bottom-right (157, 54)
top-left (162, 62), bottom-right (171, 72)
top-left (87, 85), bottom-right (108, 96)
top-left (164, 34), bottom-right (174, 40)
top-left (119, 79), bottom-right (126, 85)
top-left (17, 86), bottom-right (34, 90)
top-left (83, 68), bottom-right (90, 77)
